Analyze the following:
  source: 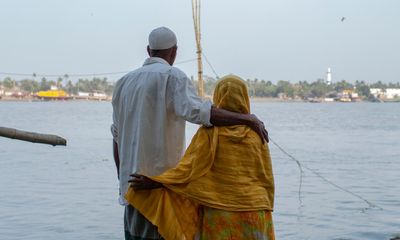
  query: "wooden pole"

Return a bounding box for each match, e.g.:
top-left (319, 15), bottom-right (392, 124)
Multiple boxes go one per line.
top-left (0, 127), bottom-right (67, 146)
top-left (192, 0), bottom-right (204, 97)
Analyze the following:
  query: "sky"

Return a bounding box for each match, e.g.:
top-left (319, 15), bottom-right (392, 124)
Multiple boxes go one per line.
top-left (0, 0), bottom-right (399, 83)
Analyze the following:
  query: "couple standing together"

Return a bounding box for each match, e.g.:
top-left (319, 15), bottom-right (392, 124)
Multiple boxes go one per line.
top-left (111, 27), bottom-right (275, 240)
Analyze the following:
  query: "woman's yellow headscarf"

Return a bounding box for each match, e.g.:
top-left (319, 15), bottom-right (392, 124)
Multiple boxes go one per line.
top-left (125, 75), bottom-right (274, 240)
top-left (213, 74), bottom-right (250, 114)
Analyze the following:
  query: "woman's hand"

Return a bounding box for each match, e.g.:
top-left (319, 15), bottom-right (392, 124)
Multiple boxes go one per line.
top-left (128, 173), bottom-right (163, 190)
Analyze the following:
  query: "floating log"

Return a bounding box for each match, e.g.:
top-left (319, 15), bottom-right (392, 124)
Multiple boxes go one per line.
top-left (0, 127), bottom-right (67, 146)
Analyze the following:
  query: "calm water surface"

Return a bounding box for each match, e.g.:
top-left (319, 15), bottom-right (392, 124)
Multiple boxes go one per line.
top-left (0, 101), bottom-right (399, 240)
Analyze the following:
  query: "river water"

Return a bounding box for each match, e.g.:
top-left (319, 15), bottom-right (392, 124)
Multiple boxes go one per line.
top-left (0, 101), bottom-right (399, 240)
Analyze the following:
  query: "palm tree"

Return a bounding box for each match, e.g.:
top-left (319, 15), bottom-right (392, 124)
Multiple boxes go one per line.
top-left (57, 77), bottom-right (63, 89)
top-left (63, 74), bottom-right (69, 89)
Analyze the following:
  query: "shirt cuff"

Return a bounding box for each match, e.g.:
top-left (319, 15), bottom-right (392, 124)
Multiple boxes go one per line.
top-left (200, 100), bottom-right (213, 127)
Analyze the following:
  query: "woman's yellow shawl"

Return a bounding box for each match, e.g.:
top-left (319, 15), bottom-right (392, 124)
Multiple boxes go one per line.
top-left (125, 75), bottom-right (274, 240)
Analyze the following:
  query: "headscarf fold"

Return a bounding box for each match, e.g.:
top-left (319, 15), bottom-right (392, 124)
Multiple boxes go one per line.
top-left (125, 75), bottom-right (274, 240)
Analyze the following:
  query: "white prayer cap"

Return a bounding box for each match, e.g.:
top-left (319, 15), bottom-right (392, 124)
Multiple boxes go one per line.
top-left (148, 27), bottom-right (177, 50)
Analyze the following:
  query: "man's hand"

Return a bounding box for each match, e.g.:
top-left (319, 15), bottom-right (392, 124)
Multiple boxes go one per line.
top-left (249, 114), bottom-right (269, 144)
top-left (128, 173), bottom-right (163, 190)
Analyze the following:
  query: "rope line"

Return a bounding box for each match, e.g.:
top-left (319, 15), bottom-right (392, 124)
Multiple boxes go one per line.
top-left (202, 52), bottom-right (219, 79)
top-left (269, 136), bottom-right (383, 211)
top-left (0, 58), bottom-right (198, 78)
top-left (269, 137), bottom-right (304, 207)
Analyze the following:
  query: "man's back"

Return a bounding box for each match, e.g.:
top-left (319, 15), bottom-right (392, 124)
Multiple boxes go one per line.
top-left (112, 57), bottom-right (211, 204)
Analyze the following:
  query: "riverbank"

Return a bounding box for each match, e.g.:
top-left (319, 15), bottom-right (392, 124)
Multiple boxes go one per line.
top-left (250, 97), bottom-right (400, 103)
top-left (0, 96), bottom-right (111, 102)
top-left (1, 95), bottom-right (399, 103)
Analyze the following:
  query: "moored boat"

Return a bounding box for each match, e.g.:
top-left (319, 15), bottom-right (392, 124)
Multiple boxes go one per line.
top-left (35, 89), bottom-right (70, 100)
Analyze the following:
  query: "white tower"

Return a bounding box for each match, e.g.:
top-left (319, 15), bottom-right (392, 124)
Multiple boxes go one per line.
top-left (326, 67), bottom-right (332, 85)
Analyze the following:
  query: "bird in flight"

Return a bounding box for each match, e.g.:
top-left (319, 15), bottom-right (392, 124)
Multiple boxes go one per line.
top-left (341, 17), bottom-right (346, 22)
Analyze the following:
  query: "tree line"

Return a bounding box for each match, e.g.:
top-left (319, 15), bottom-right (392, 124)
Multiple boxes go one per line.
top-left (0, 77), bottom-right (114, 96)
top-left (1, 75), bottom-right (399, 99)
top-left (201, 77), bottom-right (400, 100)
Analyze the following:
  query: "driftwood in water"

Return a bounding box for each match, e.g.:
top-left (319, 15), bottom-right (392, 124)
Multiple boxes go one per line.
top-left (0, 127), bottom-right (67, 146)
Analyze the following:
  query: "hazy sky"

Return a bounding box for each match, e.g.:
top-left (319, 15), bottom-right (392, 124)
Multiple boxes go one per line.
top-left (0, 0), bottom-right (399, 83)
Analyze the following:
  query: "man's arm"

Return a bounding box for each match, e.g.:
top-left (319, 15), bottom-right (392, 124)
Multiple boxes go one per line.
top-left (113, 140), bottom-right (120, 179)
top-left (169, 73), bottom-right (268, 142)
top-left (210, 106), bottom-right (269, 143)
top-left (129, 173), bottom-right (163, 190)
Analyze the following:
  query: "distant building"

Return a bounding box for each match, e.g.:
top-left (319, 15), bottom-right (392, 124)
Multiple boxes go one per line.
top-left (338, 90), bottom-right (359, 102)
top-left (4, 91), bottom-right (14, 96)
top-left (92, 91), bottom-right (107, 98)
top-left (385, 88), bottom-right (400, 99)
top-left (277, 92), bottom-right (288, 99)
top-left (370, 88), bottom-right (384, 98)
top-left (326, 68), bottom-right (332, 85)
top-left (324, 97), bottom-right (335, 102)
top-left (78, 92), bottom-right (90, 97)
top-left (370, 88), bottom-right (400, 99)
top-left (351, 92), bottom-right (359, 99)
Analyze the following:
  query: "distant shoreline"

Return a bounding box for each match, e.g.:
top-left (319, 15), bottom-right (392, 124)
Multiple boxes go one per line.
top-left (0, 96), bottom-right (111, 102)
top-left (2, 96), bottom-right (399, 103)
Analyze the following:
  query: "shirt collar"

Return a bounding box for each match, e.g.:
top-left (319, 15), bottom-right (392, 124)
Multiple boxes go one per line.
top-left (143, 57), bottom-right (170, 66)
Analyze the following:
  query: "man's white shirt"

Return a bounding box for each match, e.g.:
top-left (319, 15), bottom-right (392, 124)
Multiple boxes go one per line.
top-left (111, 57), bottom-right (212, 205)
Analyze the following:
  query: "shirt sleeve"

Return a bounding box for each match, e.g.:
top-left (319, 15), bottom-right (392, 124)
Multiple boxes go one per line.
top-left (168, 72), bottom-right (212, 127)
top-left (110, 123), bottom-right (118, 143)
top-left (111, 94), bottom-right (119, 143)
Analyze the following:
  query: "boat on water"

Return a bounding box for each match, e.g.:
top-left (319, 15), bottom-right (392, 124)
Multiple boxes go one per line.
top-left (307, 98), bottom-right (322, 103)
top-left (35, 88), bottom-right (70, 100)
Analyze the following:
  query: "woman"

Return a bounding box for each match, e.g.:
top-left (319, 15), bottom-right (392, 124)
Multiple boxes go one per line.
top-left (125, 75), bottom-right (275, 240)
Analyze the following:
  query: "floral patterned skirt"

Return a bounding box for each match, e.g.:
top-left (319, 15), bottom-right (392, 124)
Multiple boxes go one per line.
top-left (198, 206), bottom-right (275, 240)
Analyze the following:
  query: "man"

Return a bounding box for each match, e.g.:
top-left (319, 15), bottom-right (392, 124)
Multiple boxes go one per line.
top-left (111, 26), bottom-right (268, 240)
